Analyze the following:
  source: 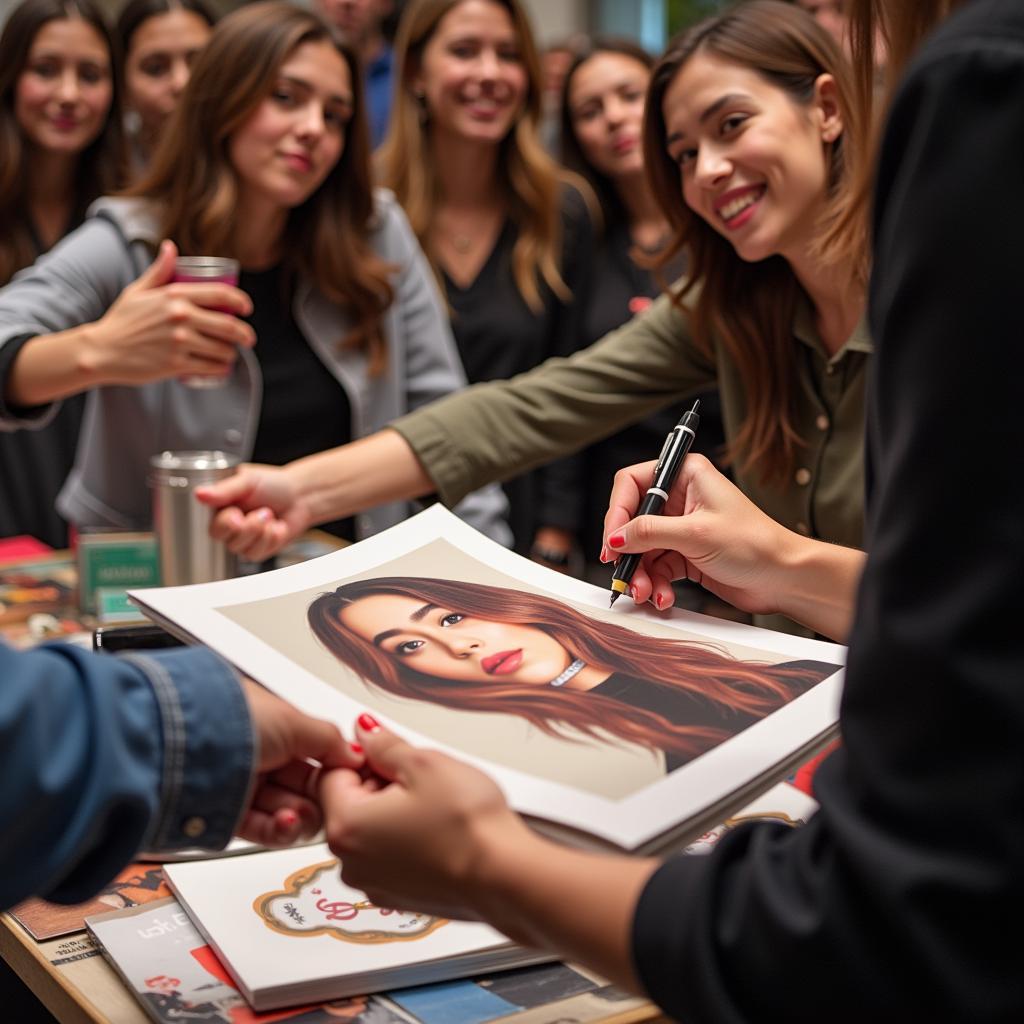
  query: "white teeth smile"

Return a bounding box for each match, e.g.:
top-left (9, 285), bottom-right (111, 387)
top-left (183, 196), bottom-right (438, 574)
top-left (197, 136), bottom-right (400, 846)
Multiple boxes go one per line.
top-left (719, 189), bottom-right (763, 221)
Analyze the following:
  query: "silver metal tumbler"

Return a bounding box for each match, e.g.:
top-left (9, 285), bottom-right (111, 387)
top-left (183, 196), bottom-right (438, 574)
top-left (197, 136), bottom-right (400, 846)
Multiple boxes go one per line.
top-left (149, 451), bottom-right (239, 586)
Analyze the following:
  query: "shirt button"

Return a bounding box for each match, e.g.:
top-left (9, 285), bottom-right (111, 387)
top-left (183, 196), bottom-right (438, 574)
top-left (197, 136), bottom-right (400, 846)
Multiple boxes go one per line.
top-left (825, 364), bottom-right (836, 376)
top-left (816, 414), bottom-right (829, 431)
top-left (795, 468), bottom-right (812, 485)
top-left (796, 521), bottom-right (810, 536)
top-left (182, 816), bottom-right (207, 840)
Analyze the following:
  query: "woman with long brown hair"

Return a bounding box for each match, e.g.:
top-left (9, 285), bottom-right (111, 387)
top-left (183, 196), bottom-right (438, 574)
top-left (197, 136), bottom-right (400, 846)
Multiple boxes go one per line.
top-left (558, 37), bottom-right (727, 577)
top-left (115, 0), bottom-right (215, 174)
top-left (0, 1), bottom-right (508, 542)
top-left (376, 0), bottom-right (594, 562)
top-left (202, 2), bottom-right (869, 634)
top-left (308, 576), bottom-right (835, 770)
top-left (0, 0), bottom-right (124, 546)
top-left (311, 0), bottom-right (1024, 1018)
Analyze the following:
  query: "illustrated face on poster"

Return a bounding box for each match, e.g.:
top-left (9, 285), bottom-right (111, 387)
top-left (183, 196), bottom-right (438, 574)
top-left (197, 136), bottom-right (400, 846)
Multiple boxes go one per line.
top-left (218, 539), bottom-right (841, 799)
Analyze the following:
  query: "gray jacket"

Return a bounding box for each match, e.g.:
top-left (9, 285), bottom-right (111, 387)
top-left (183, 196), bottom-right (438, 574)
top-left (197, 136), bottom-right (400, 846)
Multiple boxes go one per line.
top-left (0, 191), bottom-right (511, 544)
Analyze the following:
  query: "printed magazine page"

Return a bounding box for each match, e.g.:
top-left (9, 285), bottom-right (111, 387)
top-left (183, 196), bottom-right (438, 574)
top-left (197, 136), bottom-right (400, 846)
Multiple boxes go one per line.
top-left (131, 505), bottom-right (844, 852)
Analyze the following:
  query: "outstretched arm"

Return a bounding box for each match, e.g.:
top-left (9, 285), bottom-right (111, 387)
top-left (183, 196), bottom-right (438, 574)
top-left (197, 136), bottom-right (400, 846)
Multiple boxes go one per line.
top-left (602, 455), bottom-right (864, 642)
top-left (1, 237), bottom-right (253, 408)
top-left (196, 429), bottom-right (435, 561)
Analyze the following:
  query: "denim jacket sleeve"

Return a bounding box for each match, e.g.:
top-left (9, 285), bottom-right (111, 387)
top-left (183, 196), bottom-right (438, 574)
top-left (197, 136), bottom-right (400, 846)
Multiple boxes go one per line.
top-left (0, 641), bottom-right (254, 909)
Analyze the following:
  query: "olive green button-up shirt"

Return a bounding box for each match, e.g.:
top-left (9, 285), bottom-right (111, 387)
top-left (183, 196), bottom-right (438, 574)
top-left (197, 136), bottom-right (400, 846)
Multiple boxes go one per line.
top-left (393, 288), bottom-right (871, 628)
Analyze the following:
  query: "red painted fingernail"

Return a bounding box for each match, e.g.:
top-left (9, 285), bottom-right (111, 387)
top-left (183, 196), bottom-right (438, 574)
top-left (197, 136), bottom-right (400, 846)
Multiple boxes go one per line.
top-left (357, 712), bottom-right (380, 732)
top-left (655, 593), bottom-right (664, 609)
top-left (350, 742), bottom-right (363, 755)
top-left (278, 809), bottom-right (298, 827)
top-left (608, 533), bottom-right (625, 549)
top-left (599, 546), bottom-right (610, 564)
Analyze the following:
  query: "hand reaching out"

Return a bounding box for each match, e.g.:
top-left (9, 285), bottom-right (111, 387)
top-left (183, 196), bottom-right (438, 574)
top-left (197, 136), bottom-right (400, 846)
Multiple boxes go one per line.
top-left (195, 464), bottom-right (312, 562)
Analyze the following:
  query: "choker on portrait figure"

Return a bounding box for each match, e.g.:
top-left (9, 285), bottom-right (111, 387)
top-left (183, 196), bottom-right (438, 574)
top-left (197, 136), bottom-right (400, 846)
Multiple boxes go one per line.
top-left (548, 658), bottom-right (585, 688)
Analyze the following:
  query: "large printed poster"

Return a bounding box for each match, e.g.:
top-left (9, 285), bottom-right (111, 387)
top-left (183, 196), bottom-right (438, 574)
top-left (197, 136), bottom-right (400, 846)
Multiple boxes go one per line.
top-left (133, 506), bottom-right (844, 851)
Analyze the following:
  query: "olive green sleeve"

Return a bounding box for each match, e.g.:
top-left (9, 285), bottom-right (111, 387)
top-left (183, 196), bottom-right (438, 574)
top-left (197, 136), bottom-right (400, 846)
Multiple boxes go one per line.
top-left (391, 290), bottom-right (717, 507)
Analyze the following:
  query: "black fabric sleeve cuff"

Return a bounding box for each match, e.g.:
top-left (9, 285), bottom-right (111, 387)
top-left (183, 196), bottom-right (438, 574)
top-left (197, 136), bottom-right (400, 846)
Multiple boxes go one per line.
top-left (0, 333), bottom-right (48, 420)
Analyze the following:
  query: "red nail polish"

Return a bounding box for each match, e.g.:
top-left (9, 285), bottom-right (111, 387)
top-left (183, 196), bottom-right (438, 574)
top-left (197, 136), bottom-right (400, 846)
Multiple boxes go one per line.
top-left (655, 593), bottom-right (664, 609)
top-left (350, 742), bottom-right (363, 755)
top-left (357, 712), bottom-right (380, 732)
top-left (608, 533), bottom-right (625, 549)
top-left (278, 809), bottom-right (298, 827)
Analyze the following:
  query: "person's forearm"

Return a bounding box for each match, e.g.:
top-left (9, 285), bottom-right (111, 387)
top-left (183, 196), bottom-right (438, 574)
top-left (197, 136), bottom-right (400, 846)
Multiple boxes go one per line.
top-left (6, 325), bottom-right (109, 406)
top-left (774, 535), bottom-right (865, 642)
top-left (287, 429), bottom-right (436, 526)
top-left (470, 819), bottom-right (659, 992)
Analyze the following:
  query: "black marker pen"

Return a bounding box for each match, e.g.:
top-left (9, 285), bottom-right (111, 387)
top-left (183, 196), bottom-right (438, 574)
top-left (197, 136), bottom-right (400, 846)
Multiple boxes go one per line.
top-left (609, 400), bottom-right (701, 607)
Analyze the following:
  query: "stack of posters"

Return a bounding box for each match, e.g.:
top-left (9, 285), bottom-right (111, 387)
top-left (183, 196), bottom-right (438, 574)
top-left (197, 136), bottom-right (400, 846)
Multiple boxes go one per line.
top-left (131, 505), bottom-right (844, 856)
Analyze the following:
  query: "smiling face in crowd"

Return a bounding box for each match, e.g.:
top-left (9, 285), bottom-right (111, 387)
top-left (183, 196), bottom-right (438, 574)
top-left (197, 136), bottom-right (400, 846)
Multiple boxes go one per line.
top-left (15, 16), bottom-right (112, 157)
top-left (663, 51), bottom-right (840, 266)
top-left (415, 0), bottom-right (529, 147)
top-left (338, 592), bottom-right (574, 687)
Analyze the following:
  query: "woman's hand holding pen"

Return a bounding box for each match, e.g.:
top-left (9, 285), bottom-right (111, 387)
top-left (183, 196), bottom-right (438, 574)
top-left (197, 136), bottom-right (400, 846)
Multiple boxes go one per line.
top-left (601, 454), bottom-right (794, 615)
top-left (602, 455), bottom-right (864, 640)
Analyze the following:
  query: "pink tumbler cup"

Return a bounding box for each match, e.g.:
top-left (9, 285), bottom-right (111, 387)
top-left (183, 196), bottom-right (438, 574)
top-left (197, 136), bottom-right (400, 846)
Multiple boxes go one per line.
top-left (171, 256), bottom-right (242, 389)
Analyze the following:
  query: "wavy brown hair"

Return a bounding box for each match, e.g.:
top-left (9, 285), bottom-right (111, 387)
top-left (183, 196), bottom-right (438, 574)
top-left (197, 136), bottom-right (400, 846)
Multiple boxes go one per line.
top-left (126, 1), bottom-right (395, 373)
top-left (377, 0), bottom-right (581, 312)
top-left (0, 0), bottom-right (125, 285)
top-left (644, 0), bottom-right (867, 485)
top-left (308, 576), bottom-right (828, 765)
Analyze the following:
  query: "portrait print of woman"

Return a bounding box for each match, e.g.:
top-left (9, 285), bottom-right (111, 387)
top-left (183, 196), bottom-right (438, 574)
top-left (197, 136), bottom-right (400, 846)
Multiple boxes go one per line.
top-left (308, 577), bottom-right (838, 772)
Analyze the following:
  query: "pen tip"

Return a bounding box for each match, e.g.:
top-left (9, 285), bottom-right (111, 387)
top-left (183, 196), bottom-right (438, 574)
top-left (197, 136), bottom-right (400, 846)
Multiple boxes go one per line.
top-left (609, 592), bottom-right (619, 608)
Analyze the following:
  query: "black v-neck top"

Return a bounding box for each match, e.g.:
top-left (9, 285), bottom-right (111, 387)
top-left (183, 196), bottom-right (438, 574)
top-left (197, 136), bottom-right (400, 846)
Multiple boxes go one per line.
top-left (441, 185), bottom-right (594, 553)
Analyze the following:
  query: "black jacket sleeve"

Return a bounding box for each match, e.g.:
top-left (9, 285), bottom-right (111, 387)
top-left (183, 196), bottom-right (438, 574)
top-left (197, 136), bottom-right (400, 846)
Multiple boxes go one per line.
top-left (630, 4), bottom-right (1024, 1020)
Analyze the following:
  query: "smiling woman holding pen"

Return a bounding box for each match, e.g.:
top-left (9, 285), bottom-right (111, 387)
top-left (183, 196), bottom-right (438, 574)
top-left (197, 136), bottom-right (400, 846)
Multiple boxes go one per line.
top-left (200, 1), bottom-right (871, 633)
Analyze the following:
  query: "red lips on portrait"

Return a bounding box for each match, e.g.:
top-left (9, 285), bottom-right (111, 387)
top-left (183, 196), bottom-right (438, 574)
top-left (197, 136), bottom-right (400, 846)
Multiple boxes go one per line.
top-left (481, 649), bottom-right (523, 675)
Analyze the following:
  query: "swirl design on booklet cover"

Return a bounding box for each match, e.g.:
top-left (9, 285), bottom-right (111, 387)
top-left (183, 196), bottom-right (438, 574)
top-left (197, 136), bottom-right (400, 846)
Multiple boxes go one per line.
top-left (254, 860), bottom-right (448, 943)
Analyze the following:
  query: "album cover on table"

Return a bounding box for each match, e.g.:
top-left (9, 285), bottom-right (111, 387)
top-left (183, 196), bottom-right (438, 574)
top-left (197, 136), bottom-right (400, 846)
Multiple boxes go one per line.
top-left (130, 505), bottom-right (844, 854)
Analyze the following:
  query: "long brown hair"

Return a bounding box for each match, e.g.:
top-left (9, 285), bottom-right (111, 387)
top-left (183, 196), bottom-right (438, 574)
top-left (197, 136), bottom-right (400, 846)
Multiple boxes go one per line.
top-left (126, 1), bottom-right (395, 373)
top-left (644, 0), bottom-right (867, 485)
top-left (841, 0), bottom-right (965, 254)
top-left (308, 576), bottom-right (823, 765)
top-left (0, 0), bottom-right (125, 285)
top-left (559, 37), bottom-right (656, 232)
top-left (377, 0), bottom-right (580, 312)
